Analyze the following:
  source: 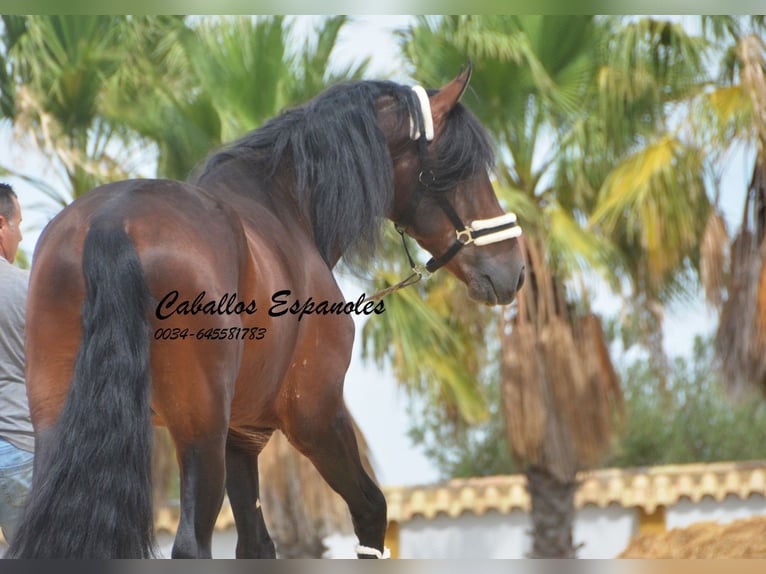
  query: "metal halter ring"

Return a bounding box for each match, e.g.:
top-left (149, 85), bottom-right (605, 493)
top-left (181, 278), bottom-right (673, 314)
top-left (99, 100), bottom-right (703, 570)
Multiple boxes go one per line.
top-left (456, 229), bottom-right (474, 245)
top-left (418, 170), bottom-right (436, 187)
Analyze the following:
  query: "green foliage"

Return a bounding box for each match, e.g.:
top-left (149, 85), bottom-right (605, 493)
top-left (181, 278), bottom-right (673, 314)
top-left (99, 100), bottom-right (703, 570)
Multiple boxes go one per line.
top-left (406, 368), bottom-right (517, 479)
top-left (1, 16), bottom-right (366, 195)
top-left (607, 335), bottom-right (766, 467)
top-left (1, 16), bottom-right (182, 200)
top-left (409, 333), bottom-right (766, 479)
top-left (118, 16), bottom-right (367, 181)
top-left (361, 267), bottom-right (492, 424)
top-left (0, 16), bottom-right (27, 119)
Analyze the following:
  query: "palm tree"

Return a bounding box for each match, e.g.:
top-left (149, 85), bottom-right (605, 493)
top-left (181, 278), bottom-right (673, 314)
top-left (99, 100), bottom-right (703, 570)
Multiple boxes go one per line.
top-left (0, 16), bottom-right (166, 204)
top-left (702, 18), bottom-right (766, 398)
top-left (362, 15), bottom-right (714, 557)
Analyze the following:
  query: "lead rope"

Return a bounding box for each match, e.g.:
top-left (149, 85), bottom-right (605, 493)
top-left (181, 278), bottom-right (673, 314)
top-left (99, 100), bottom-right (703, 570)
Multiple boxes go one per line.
top-left (365, 226), bottom-right (430, 302)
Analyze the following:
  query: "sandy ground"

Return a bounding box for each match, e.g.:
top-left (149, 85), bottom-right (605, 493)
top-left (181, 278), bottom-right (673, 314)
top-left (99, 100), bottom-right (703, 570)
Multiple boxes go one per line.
top-left (620, 515), bottom-right (766, 558)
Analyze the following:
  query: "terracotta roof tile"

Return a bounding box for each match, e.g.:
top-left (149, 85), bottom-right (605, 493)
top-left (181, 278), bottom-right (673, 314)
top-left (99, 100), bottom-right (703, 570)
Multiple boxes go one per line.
top-left (382, 460), bottom-right (766, 522)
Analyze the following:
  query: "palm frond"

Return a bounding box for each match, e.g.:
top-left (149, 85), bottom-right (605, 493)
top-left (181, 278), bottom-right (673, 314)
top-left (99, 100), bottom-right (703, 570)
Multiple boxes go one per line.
top-left (545, 201), bottom-right (622, 288)
top-left (501, 311), bottom-right (621, 481)
top-left (494, 184), bottom-right (543, 228)
top-left (4, 16), bottom-right (148, 198)
top-left (294, 16), bottom-right (368, 99)
top-left (186, 16), bottom-right (291, 138)
top-left (361, 271), bottom-right (490, 424)
top-left (591, 135), bottom-right (709, 289)
top-left (0, 164), bottom-right (70, 207)
top-left (694, 85), bottom-right (755, 155)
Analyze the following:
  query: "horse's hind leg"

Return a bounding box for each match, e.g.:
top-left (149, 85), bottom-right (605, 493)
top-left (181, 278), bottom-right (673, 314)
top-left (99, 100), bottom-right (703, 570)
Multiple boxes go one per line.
top-left (170, 433), bottom-right (228, 558)
top-left (153, 352), bottom-right (234, 559)
top-left (225, 431), bottom-right (276, 558)
top-left (283, 400), bottom-right (387, 559)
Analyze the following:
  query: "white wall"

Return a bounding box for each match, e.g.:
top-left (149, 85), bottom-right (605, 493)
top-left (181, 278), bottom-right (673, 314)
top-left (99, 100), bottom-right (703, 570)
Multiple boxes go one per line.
top-left (574, 504), bottom-right (638, 558)
top-left (398, 505), bottom-right (636, 559)
top-left (666, 493), bottom-right (766, 530)
top-left (399, 510), bottom-right (532, 559)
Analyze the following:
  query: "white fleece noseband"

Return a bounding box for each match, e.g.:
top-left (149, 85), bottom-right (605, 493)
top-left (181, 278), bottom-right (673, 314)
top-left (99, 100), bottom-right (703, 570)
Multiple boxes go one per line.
top-left (464, 212), bottom-right (523, 246)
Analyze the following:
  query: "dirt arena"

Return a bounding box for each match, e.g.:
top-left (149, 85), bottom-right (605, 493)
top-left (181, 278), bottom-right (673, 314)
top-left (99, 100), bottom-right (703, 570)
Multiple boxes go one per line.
top-left (620, 515), bottom-right (766, 558)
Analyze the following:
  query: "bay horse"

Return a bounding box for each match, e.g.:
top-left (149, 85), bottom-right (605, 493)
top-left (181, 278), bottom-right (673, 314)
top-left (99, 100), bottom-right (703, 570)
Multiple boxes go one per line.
top-left (7, 65), bottom-right (524, 559)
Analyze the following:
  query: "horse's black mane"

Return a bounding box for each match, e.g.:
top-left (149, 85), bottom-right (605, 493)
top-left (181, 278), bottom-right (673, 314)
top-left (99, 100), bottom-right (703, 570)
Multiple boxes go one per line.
top-left (195, 79), bottom-right (495, 266)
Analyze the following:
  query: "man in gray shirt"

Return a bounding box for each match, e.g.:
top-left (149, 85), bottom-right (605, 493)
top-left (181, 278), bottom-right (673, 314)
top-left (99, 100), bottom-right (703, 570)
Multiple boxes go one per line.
top-left (0, 183), bottom-right (33, 545)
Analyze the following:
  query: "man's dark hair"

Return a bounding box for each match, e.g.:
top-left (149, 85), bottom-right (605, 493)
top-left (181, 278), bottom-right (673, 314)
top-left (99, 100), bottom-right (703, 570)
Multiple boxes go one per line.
top-left (0, 183), bottom-right (17, 220)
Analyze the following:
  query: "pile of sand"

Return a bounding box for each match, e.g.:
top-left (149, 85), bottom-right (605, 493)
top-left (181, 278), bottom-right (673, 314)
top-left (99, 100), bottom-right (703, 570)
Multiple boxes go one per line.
top-left (619, 515), bottom-right (766, 558)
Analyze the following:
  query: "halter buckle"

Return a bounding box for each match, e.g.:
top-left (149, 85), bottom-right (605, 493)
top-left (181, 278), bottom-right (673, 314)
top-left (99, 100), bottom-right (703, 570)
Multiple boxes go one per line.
top-left (456, 228), bottom-right (474, 245)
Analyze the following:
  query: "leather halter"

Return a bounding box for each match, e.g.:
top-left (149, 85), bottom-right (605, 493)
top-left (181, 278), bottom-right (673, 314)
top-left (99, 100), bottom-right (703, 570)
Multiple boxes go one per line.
top-left (366, 87), bottom-right (522, 302)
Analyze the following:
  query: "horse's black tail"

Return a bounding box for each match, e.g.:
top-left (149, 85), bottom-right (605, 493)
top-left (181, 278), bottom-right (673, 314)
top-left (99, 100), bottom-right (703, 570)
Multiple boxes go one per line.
top-left (7, 216), bottom-right (156, 558)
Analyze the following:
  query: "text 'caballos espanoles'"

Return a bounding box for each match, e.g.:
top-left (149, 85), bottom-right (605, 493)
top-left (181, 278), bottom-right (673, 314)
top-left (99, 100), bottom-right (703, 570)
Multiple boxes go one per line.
top-left (155, 290), bottom-right (385, 322)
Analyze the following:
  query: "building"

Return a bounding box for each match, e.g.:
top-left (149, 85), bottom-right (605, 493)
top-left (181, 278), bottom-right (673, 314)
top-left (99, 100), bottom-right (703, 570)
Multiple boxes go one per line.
top-left (382, 460), bottom-right (766, 559)
top-left (7, 459), bottom-right (761, 558)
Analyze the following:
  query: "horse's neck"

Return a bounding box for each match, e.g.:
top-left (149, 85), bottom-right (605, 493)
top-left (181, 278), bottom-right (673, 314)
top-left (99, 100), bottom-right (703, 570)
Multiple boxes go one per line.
top-left (195, 161), bottom-right (339, 264)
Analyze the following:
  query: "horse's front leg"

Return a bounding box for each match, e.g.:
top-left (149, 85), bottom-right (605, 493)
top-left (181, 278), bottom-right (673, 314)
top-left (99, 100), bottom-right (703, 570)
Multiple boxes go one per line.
top-left (281, 392), bottom-right (388, 559)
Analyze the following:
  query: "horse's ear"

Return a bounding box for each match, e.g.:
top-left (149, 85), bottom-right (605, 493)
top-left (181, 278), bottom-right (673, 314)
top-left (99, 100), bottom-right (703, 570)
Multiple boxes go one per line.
top-left (430, 62), bottom-right (472, 133)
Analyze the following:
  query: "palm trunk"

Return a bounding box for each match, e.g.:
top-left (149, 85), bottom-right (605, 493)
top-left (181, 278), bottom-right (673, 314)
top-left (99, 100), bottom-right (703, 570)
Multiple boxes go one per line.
top-left (526, 465), bottom-right (579, 558)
